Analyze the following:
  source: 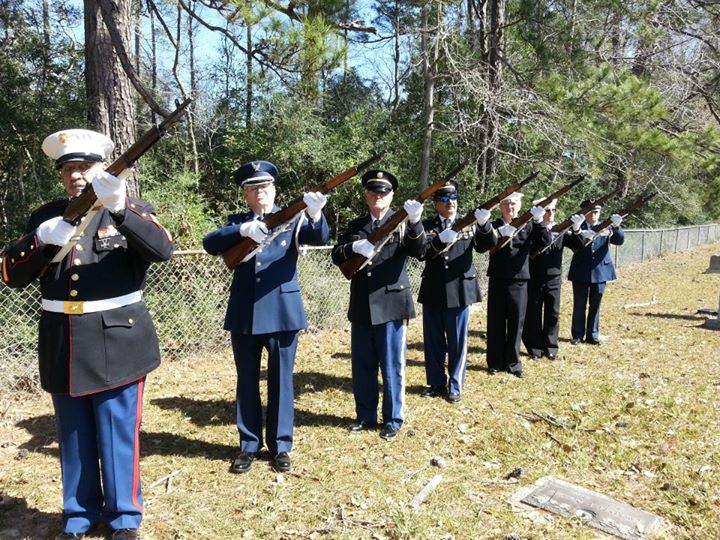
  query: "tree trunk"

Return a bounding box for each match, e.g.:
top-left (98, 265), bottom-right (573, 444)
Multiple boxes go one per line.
top-left (84, 0), bottom-right (139, 196)
top-left (419, 4), bottom-right (437, 190)
top-left (480, 0), bottom-right (504, 181)
top-left (187, 0), bottom-right (199, 176)
top-left (246, 22), bottom-right (253, 129)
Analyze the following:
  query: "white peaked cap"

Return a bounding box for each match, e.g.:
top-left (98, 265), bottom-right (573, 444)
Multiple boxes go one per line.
top-left (501, 192), bottom-right (523, 204)
top-left (532, 197), bottom-right (557, 209)
top-left (42, 129), bottom-right (114, 169)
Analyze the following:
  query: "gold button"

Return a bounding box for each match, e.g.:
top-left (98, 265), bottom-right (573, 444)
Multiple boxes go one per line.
top-left (130, 203), bottom-right (136, 208)
top-left (30, 245), bottom-right (34, 250)
top-left (400, 285), bottom-right (404, 289)
top-left (367, 272), bottom-right (373, 277)
top-left (71, 274), bottom-right (79, 281)
top-left (256, 277), bottom-right (261, 283)
top-left (76, 245), bottom-right (83, 251)
top-left (256, 262), bottom-right (261, 267)
top-left (74, 259), bottom-right (82, 265)
top-left (10, 258), bottom-right (15, 263)
top-left (113, 244), bottom-right (119, 248)
top-left (70, 290), bottom-right (78, 297)
top-left (128, 318), bottom-right (134, 325)
top-left (20, 251), bottom-right (25, 257)
top-left (142, 213), bottom-right (147, 217)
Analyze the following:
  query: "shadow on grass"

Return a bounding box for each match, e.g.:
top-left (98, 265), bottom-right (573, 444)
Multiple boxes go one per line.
top-left (0, 494), bottom-right (60, 540)
top-left (151, 396), bottom-right (234, 426)
top-left (295, 407), bottom-right (353, 428)
top-left (16, 414), bottom-right (57, 457)
top-left (142, 431), bottom-right (235, 461)
top-left (295, 371), bottom-right (353, 396)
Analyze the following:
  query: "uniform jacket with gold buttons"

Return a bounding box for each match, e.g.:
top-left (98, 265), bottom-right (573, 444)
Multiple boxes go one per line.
top-left (417, 216), bottom-right (492, 309)
top-left (1, 198), bottom-right (174, 396)
top-left (203, 206), bottom-right (329, 335)
top-left (332, 211), bottom-right (425, 325)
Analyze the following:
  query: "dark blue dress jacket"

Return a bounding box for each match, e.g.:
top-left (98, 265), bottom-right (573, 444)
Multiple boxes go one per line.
top-left (203, 207), bottom-right (329, 334)
top-left (566, 224), bottom-right (625, 283)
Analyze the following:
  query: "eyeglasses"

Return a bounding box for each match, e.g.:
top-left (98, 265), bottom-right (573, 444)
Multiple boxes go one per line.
top-left (245, 183), bottom-right (273, 193)
top-left (435, 193), bottom-right (458, 203)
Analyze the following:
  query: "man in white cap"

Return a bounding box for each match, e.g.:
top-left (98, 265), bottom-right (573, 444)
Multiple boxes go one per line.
top-left (1, 129), bottom-right (174, 540)
top-left (477, 191), bottom-right (551, 378)
top-left (203, 160), bottom-right (329, 474)
top-left (522, 198), bottom-right (573, 360)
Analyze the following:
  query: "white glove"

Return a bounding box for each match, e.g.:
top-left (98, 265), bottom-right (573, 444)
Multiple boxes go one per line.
top-left (580, 229), bottom-right (596, 242)
top-left (36, 216), bottom-right (77, 247)
top-left (438, 228), bottom-right (458, 244)
top-left (239, 220), bottom-right (268, 243)
top-left (403, 200), bottom-right (424, 224)
top-left (611, 213), bottom-right (623, 227)
top-left (303, 192), bottom-right (327, 221)
top-left (351, 239), bottom-right (375, 258)
top-left (474, 207), bottom-right (491, 226)
top-left (91, 171), bottom-right (126, 212)
top-left (570, 214), bottom-right (585, 232)
top-left (497, 224), bottom-right (517, 238)
top-left (530, 205), bottom-right (546, 223)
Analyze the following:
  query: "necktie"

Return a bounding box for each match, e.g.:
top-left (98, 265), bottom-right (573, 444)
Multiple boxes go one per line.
top-left (372, 219), bottom-right (380, 230)
top-left (443, 218), bottom-right (450, 230)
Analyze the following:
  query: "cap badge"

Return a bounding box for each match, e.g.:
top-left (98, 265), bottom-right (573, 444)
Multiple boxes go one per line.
top-left (377, 172), bottom-right (384, 178)
top-left (58, 132), bottom-right (68, 144)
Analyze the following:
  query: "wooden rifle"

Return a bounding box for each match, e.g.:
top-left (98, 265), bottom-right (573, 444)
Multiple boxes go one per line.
top-left (431, 170), bottom-right (541, 257)
top-left (530, 187), bottom-right (619, 258)
top-left (62, 98), bottom-right (192, 224)
top-left (222, 151), bottom-right (383, 269)
top-left (575, 192), bottom-right (656, 249)
top-left (47, 98), bottom-right (192, 268)
top-left (338, 160), bottom-right (467, 280)
top-left (489, 174), bottom-right (585, 254)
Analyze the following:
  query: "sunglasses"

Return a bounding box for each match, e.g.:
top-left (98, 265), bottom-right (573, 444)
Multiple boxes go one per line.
top-left (435, 193), bottom-right (458, 202)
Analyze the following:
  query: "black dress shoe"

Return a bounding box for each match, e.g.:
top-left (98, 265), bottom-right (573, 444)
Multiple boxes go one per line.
top-left (55, 534), bottom-right (85, 540)
top-left (511, 371), bottom-right (523, 379)
top-left (230, 451), bottom-right (255, 474)
top-left (348, 420), bottom-right (377, 432)
top-left (379, 425), bottom-right (399, 440)
top-left (421, 385), bottom-right (446, 398)
top-left (446, 392), bottom-right (461, 403)
top-left (111, 530), bottom-right (139, 540)
top-left (530, 353), bottom-right (542, 360)
top-left (547, 353), bottom-right (557, 360)
top-left (488, 368), bottom-right (500, 375)
top-left (570, 338), bottom-right (582, 345)
top-left (273, 452), bottom-right (291, 472)
top-left (586, 338), bottom-right (601, 345)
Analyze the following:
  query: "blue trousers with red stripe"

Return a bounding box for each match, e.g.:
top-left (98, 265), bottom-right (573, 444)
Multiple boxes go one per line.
top-left (52, 379), bottom-right (145, 534)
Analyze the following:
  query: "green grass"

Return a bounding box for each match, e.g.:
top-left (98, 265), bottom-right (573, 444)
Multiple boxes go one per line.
top-left (1, 244), bottom-right (719, 539)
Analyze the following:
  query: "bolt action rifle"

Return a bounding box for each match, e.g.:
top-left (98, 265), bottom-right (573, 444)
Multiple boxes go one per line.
top-left (571, 191), bottom-right (656, 249)
top-left (530, 187), bottom-right (619, 259)
top-left (432, 170), bottom-right (541, 257)
top-left (222, 151), bottom-right (384, 270)
top-left (489, 174), bottom-right (586, 254)
top-left (48, 98), bottom-right (192, 267)
top-left (338, 160), bottom-right (468, 279)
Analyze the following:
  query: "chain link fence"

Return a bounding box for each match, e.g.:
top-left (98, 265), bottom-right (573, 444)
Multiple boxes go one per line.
top-left (2, 224), bottom-right (718, 391)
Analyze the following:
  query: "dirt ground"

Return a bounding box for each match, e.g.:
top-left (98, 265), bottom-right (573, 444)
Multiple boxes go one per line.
top-left (1, 243), bottom-right (719, 540)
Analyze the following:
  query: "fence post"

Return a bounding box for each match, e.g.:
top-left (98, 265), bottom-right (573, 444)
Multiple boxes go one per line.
top-left (641, 230), bottom-right (646, 262)
top-left (675, 228), bottom-right (679, 253)
top-left (660, 229), bottom-right (664, 255)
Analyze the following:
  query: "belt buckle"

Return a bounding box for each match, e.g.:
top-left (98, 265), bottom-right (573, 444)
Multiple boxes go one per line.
top-left (63, 301), bottom-right (84, 315)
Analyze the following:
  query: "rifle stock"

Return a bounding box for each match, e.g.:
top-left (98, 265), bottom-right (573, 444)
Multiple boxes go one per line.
top-left (62, 98), bottom-right (192, 224)
top-left (530, 188), bottom-right (619, 258)
top-left (338, 160), bottom-right (468, 279)
top-left (489, 174), bottom-right (585, 254)
top-left (222, 152), bottom-right (383, 270)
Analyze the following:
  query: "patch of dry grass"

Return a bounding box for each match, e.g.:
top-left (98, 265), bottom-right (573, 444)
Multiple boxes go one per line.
top-left (1, 244), bottom-right (719, 539)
